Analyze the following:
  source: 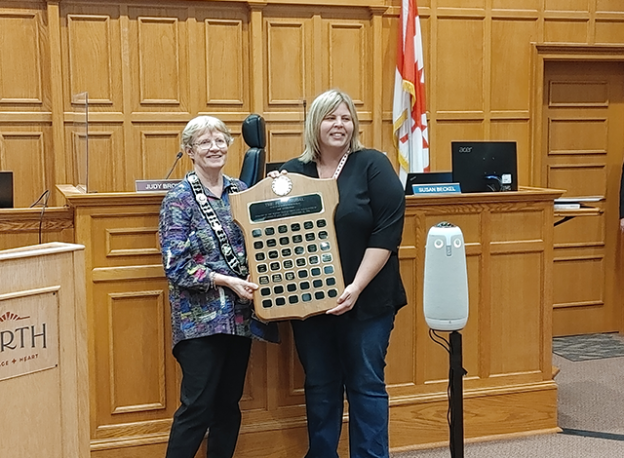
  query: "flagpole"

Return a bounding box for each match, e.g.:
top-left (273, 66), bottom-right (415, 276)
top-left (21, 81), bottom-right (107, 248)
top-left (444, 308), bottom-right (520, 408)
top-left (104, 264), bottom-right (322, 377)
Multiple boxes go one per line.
top-left (407, 106), bottom-right (413, 174)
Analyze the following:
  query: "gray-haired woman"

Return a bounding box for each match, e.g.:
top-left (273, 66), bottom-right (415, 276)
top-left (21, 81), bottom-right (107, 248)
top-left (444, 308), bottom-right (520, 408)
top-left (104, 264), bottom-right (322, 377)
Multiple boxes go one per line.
top-left (159, 115), bottom-right (260, 458)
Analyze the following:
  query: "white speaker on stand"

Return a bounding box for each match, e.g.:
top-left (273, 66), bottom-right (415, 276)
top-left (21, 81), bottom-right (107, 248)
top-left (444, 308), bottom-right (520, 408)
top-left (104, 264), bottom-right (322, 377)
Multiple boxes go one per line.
top-left (424, 222), bottom-right (468, 330)
top-left (423, 222), bottom-right (469, 458)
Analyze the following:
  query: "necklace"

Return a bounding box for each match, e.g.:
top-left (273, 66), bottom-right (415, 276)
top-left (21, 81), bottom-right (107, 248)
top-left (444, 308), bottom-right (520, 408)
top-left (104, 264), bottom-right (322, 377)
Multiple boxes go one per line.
top-left (186, 171), bottom-right (247, 277)
top-left (332, 151), bottom-right (350, 179)
top-left (318, 151), bottom-right (350, 179)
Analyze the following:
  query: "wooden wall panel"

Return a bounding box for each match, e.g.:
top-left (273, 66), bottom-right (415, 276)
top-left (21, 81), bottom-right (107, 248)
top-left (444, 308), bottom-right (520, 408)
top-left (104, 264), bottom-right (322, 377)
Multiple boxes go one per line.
top-left (92, 277), bottom-right (176, 437)
top-left (2, 0), bottom-right (621, 203)
top-left (436, 17), bottom-right (484, 113)
top-left (554, 257), bottom-right (604, 306)
top-left (381, 13), bottom-right (400, 116)
top-left (0, 11), bottom-right (43, 105)
top-left (1, 0), bottom-right (624, 203)
top-left (490, 252), bottom-right (542, 375)
top-left (127, 7), bottom-right (189, 112)
top-left (387, 214), bottom-right (416, 388)
top-left (61, 4), bottom-right (123, 113)
top-left (109, 291), bottom-right (167, 413)
top-left (386, 269), bottom-right (416, 385)
top-left (490, 210), bottom-right (544, 241)
top-left (434, 121), bottom-right (485, 170)
top-left (271, 325), bottom-right (306, 409)
top-left (195, 5), bottom-right (250, 112)
top-left (87, 129), bottom-right (123, 193)
top-left (491, 121), bottom-right (532, 185)
top-left (90, 215), bottom-right (161, 268)
top-left (67, 15), bottom-right (115, 106)
top-left (458, 254), bottom-right (481, 381)
top-left (490, 18), bottom-right (537, 112)
top-left (544, 20), bottom-right (588, 44)
top-left (266, 20), bottom-right (309, 110)
top-left (267, 127), bottom-right (304, 162)
top-left (549, 120), bottom-right (607, 153)
top-left (595, 20), bottom-right (624, 44)
top-left (325, 17), bottom-right (369, 106)
top-left (538, 58), bottom-right (624, 336)
top-left (139, 129), bottom-right (185, 180)
top-left (554, 215), bottom-right (604, 245)
top-left (548, 164), bottom-right (607, 196)
top-left (493, 0), bottom-right (540, 8)
top-left (205, 19), bottom-right (246, 106)
top-left (225, 130), bottom-right (246, 178)
top-left (1, 130), bottom-right (50, 207)
top-left (140, 18), bottom-right (182, 105)
top-left (597, 0), bottom-right (623, 11)
top-left (239, 341), bottom-right (269, 412)
top-left (438, 0), bottom-right (484, 8)
top-left (545, 0), bottom-right (588, 10)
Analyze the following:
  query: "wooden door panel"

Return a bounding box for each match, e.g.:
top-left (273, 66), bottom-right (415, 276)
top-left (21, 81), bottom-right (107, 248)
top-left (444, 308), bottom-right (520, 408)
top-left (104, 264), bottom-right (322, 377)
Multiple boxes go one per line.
top-left (543, 61), bottom-right (624, 336)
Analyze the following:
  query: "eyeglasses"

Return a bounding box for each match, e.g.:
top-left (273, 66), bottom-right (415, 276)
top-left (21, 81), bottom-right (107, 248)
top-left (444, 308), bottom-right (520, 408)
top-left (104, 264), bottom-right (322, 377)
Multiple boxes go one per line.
top-left (192, 138), bottom-right (228, 151)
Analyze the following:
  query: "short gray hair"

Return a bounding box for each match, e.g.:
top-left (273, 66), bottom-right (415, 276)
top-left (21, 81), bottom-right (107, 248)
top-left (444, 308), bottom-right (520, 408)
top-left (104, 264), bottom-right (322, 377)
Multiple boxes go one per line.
top-left (180, 116), bottom-right (233, 152)
top-left (300, 89), bottom-right (363, 163)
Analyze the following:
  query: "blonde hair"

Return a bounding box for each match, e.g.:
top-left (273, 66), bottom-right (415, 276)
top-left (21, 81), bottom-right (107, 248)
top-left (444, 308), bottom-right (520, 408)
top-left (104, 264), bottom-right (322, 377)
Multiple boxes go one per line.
top-left (300, 89), bottom-right (363, 163)
top-left (180, 115), bottom-right (233, 152)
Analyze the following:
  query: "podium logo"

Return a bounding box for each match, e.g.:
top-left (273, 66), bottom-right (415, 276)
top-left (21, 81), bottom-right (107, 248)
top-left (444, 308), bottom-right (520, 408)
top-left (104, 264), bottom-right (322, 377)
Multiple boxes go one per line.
top-left (0, 311), bottom-right (29, 322)
top-left (0, 292), bottom-right (58, 382)
top-left (0, 311), bottom-right (47, 353)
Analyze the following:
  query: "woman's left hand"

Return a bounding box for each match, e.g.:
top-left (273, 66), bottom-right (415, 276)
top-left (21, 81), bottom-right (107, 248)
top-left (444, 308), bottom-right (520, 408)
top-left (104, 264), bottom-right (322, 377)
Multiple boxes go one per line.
top-left (267, 169), bottom-right (288, 179)
top-left (326, 283), bottom-right (361, 315)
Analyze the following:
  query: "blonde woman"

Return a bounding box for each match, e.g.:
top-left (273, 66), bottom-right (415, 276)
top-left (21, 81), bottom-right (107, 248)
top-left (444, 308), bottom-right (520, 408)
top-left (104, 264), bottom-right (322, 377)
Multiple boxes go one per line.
top-left (281, 90), bottom-right (407, 458)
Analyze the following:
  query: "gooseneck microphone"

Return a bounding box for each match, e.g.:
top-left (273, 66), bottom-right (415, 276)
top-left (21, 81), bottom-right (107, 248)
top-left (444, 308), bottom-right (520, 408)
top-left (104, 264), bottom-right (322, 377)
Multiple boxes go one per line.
top-left (165, 151), bottom-right (183, 179)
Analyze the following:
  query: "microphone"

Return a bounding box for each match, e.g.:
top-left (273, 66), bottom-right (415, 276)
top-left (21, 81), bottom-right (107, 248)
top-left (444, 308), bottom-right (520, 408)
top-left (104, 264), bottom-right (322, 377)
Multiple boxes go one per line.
top-left (165, 151), bottom-right (183, 179)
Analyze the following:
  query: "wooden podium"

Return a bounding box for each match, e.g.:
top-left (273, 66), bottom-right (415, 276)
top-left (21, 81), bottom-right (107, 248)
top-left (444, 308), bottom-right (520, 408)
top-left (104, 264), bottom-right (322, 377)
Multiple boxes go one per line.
top-left (0, 242), bottom-right (89, 458)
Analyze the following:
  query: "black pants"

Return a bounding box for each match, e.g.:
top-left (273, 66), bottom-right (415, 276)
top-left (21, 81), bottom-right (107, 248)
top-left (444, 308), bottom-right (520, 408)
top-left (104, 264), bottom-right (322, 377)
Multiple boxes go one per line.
top-left (165, 334), bottom-right (252, 458)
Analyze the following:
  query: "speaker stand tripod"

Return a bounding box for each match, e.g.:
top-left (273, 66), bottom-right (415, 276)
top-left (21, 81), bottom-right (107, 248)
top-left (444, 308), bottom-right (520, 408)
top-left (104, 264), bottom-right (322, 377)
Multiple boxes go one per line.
top-left (449, 331), bottom-right (467, 458)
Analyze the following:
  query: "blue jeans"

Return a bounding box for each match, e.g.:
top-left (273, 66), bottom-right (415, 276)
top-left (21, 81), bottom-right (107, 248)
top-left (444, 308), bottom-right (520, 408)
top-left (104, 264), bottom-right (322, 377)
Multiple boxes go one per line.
top-left (291, 311), bottom-right (396, 458)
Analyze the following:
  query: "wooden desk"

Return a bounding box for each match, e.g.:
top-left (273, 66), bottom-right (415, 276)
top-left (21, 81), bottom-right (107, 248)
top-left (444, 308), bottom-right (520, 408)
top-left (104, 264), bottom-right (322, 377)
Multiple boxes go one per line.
top-left (390, 186), bottom-right (563, 450)
top-left (53, 185), bottom-right (562, 457)
top-left (0, 207), bottom-right (74, 250)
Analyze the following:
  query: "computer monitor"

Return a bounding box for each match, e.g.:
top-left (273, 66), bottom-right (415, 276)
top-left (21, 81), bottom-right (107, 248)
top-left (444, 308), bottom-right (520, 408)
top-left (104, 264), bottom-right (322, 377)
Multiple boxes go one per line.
top-left (451, 141), bottom-right (518, 193)
top-left (0, 171), bottom-right (14, 208)
top-left (404, 171), bottom-right (453, 195)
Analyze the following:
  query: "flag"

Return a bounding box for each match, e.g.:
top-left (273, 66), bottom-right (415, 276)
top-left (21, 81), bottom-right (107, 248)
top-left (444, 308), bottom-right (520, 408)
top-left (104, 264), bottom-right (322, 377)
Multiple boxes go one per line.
top-left (393, 0), bottom-right (429, 185)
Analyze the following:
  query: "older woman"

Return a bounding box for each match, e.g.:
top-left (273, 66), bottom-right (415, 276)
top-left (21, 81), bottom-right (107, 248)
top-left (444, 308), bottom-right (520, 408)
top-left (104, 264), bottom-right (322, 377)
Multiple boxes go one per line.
top-left (159, 115), bottom-right (259, 458)
top-left (280, 89), bottom-right (407, 458)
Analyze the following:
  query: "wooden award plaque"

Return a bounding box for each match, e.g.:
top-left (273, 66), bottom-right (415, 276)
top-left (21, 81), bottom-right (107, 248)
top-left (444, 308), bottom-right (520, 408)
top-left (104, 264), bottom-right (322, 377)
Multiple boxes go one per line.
top-left (230, 174), bottom-right (345, 321)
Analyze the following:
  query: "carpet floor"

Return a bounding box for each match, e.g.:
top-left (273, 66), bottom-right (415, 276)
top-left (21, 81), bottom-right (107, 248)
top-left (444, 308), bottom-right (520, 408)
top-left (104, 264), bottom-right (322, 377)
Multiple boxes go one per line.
top-left (391, 334), bottom-right (624, 457)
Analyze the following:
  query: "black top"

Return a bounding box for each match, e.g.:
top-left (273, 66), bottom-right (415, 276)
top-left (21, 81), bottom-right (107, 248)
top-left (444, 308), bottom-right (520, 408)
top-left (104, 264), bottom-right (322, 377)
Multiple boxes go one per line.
top-left (281, 149), bottom-right (407, 320)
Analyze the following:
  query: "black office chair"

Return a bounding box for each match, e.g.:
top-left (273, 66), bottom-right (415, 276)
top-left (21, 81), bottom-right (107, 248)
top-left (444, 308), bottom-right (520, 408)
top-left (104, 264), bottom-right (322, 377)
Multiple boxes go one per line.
top-left (239, 114), bottom-right (267, 187)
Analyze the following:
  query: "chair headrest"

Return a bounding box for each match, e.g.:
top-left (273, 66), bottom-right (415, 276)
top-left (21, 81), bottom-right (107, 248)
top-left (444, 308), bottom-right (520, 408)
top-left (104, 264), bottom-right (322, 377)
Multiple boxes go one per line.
top-left (242, 114), bottom-right (266, 149)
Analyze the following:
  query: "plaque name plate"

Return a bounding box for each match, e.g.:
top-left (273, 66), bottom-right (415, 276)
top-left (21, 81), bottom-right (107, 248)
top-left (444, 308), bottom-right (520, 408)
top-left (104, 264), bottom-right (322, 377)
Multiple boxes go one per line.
top-left (230, 174), bottom-right (345, 321)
